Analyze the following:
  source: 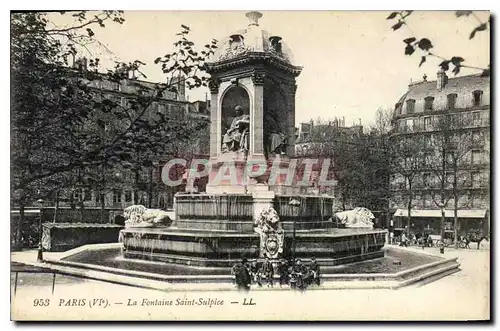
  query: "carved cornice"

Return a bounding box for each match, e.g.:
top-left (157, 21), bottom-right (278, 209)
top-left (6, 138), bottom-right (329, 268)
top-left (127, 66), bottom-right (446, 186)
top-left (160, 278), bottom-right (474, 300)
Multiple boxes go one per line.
top-left (205, 52), bottom-right (303, 76)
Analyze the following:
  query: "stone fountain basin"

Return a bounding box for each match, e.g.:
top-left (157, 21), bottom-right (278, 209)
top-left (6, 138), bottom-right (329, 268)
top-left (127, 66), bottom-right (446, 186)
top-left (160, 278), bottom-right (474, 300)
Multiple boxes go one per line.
top-left (34, 244), bottom-right (461, 291)
top-left (118, 227), bottom-right (388, 267)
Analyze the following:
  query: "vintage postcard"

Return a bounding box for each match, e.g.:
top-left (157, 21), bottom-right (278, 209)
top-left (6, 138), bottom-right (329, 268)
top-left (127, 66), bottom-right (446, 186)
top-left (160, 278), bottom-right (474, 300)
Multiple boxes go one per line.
top-left (10, 10), bottom-right (490, 321)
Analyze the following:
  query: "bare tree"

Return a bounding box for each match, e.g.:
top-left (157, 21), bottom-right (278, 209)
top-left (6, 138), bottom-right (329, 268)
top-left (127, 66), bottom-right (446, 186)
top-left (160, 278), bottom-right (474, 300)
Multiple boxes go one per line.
top-left (426, 113), bottom-right (480, 248)
top-left (369, 108), bottom-right (393, 135)
top-left (389, 134), bottom-right (427, 236)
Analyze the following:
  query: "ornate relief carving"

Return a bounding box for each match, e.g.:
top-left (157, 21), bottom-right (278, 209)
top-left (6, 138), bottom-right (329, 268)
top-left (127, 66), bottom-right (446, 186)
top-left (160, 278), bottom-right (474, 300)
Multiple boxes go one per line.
top-left (208, 78), bottom-right (220, 93)
top-left (252, 72), bottom-right (265, 85)
top-left (253, 206), bottom-right (284, 258)
top-left (217, 35), bottom-right (251, 61)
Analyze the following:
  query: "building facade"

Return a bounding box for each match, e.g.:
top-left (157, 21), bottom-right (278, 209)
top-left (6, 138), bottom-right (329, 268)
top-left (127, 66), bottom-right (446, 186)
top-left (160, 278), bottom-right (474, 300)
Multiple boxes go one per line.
top-left (389, 71), bottom-right (490, 235)
top-left (56, 60), bottom-right (211, 211)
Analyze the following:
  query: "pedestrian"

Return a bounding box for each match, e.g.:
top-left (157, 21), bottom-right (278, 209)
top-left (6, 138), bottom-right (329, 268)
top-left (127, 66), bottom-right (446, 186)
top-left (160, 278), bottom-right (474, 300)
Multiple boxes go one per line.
top-left (260, 257), bottom-right (274, 287)
top-left (249, 260), bottom-right (262, 286)
top-left (232, 258), bottom-right (251, 292)
top-left (401, 232), bottom-right (408, 247)
top-left (278, 259), bottom-right (289, 287)
top-left (292, 259), bottom-right (307, 290)
top-left (309, 257), bottom-right (320, 286)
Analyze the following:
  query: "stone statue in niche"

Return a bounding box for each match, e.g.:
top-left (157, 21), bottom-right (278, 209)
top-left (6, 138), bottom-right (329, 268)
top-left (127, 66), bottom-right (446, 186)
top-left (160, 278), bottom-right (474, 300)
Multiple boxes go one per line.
top-left (222, 105), bottom-right (250, 153)
top-left (264, 107), bottom-right (287, 156)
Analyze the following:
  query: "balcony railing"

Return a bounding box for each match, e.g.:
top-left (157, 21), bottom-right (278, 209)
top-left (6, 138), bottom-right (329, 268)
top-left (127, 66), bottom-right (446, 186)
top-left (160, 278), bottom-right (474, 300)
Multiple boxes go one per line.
top-left (391, 118), bottom-right (490, 135)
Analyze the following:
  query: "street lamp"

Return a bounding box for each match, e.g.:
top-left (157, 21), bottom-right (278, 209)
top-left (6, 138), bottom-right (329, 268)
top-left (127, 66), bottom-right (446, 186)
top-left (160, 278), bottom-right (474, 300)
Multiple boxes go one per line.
top-left (36, 199), bottom-right (44, 262)
top-left (288, 198), bottom-right (301, 264)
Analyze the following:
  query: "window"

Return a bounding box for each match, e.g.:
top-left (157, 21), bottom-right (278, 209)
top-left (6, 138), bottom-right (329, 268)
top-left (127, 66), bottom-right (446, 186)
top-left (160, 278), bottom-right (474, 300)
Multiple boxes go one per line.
top-left (424, 96), bottom-right (435, 111)
top-left (73, 190), bottom-right (82, 201)
top-left (423, 116), bottom-right (432, 130)
top-left (447, 93), bottom-right (457, 109)
top-left (395, 103), bottom-right (402, 115)
top-left (473, 90), bottom-right (483, 106)
top-left (423, 135), bottom-right (431, 148)
top-left (423, 173), bottom-right (431, 187)
top-left (406, 99), bottom-right (415, 114)
top-left (158, 104), bottom-right (166, 113)
top-left (446, 152), bottom-right (455, 166)
top-left (120, 97), bottom-right (128, 107)
top-left (113, 189), bottom-right (122, 203)
top-left (472, 132), bottom-right (483, 146)
top-left (423, 194), bottom-right (431, 208)
top-left (405, 118), bottom-right (414, 131)
top-left (95, 192), bottom-right (100, 203)
top-left (422, 152), bottom-right (431, 166)
top-left (446, 172), bottom-right (454, 189)
top-left (471, 150), bottom-right (483, 165)
top-left (84, 189), bottom-right (91, 201)
top-left (471, 111), bottom-right (481, 125)
top-left (471, 172), bottom-right (481, 188)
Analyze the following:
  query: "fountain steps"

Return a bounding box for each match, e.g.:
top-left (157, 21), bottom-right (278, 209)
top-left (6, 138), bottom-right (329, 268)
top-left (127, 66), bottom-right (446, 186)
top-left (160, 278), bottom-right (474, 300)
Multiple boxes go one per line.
top-left (121, 249), bottom-right (385, 268)
top-left (30, 250), bottom-right (459, 290)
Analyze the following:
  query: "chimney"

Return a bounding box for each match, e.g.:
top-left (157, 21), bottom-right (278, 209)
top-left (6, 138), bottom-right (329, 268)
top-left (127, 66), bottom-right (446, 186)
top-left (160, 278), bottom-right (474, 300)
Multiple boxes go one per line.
top-left (437, 69), bottom-right (448, 91)
top-left (246, 11), bottom-right (263, 27)
top-left (73, 57), bottom-right (88, 71)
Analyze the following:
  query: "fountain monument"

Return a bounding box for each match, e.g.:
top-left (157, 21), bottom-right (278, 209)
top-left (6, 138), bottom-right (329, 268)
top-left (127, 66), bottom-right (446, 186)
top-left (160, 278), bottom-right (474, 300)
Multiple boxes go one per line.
top-left (119, 12), bottom-right (387, 267)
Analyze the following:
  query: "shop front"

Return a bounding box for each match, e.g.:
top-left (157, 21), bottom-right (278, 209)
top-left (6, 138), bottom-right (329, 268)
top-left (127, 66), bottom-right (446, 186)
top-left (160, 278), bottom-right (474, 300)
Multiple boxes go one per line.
top-left (391, 209), bottom-right (489, 237)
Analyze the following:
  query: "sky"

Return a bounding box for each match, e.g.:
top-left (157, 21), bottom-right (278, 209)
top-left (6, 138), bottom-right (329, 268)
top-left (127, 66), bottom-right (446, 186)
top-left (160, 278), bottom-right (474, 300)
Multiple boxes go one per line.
top-left (48, 10), bottom-right (490, 127)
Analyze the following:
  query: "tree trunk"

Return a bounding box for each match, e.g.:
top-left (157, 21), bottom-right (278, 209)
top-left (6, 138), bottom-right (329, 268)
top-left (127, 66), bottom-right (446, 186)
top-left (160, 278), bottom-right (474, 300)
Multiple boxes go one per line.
top-left (454, 196), bottom-right (459, 249)
top-left (53, 191), bottom-right (59, 223)
top-left (407, 200), bottom-right (412, 237)
top-left (440, 206), bottom-right (446, 249)
top-left (148, 167), bottom-right (153, 209)
top-left (134, 170), bottom-right (139, 205)
top-left (100, 193), bottom-right (105, 223)
top-left (14, 203), bottom-right (25, 251)
top-left (453, 165), bottom-right (459, 249)
top-left (407, 179), bottom-right (413, 237)
top-left (79, 199), bottom-right (84, 222)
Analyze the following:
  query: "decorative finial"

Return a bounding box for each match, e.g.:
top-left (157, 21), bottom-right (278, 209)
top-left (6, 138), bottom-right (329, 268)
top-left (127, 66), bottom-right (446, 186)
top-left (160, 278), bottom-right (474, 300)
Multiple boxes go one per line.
top-left (423, 73), bottom-right (427, 81)
top-left (246, 11), bottom-right (263, 26)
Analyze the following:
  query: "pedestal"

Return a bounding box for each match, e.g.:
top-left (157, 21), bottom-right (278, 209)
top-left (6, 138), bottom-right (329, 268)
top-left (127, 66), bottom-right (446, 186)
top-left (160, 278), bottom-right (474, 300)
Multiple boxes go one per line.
top-left (252, 187), bottom-right (275, 221)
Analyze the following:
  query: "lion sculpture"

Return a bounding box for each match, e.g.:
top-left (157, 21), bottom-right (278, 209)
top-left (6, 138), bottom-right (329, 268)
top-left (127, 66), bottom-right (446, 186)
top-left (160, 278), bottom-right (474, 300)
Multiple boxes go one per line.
top-left (333, 207), bottom-right (375, 229)
top-left (123, 205), bottom-right (173, 228)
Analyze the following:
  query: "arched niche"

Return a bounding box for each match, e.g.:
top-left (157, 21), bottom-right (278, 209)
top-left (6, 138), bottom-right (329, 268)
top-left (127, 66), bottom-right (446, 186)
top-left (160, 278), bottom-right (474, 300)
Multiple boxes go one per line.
top-left (221, 85), bottom-right (250, 136)
top-left (263, 79), bottom-right (289, 155)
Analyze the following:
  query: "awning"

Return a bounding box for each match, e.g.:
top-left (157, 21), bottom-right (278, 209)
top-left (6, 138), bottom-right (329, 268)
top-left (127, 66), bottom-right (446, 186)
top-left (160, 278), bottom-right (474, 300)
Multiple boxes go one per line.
top-left (393, 209), bottom-right (487, 219)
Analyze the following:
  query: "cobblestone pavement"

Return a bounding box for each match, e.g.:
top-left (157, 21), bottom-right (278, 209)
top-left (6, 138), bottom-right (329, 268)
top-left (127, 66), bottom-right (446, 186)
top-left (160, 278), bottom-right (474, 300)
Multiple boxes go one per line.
top-left (10, 246), bottom-right (490, 321)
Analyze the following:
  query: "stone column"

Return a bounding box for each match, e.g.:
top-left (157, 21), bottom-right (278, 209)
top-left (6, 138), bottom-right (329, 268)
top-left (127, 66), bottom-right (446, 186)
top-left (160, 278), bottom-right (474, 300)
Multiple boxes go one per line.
top-left (251, 72), bottom-right (265, 156)
top-left (208, 78), bottom-right (220, 159)
top-left (286, 84), bottom-right (297, 157)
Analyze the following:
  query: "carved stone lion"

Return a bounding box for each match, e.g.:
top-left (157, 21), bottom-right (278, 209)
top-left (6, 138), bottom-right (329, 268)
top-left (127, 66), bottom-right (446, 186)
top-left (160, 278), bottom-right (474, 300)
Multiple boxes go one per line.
top-left (333, 207), bottom-right (375, 229)
top-left (123, 205), bottom-right (173, 228)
